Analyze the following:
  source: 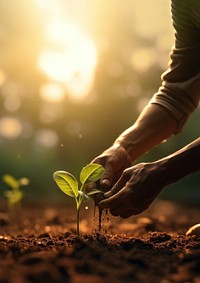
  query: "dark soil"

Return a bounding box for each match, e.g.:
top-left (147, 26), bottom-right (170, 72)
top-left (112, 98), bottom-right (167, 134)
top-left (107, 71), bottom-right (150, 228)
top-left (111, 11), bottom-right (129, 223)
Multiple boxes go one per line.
top-left (0, 199), bottom-right (200, 283)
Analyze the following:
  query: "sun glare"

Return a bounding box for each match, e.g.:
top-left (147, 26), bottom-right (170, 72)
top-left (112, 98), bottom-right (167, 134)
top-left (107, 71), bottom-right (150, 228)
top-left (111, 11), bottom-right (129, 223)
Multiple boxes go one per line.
top-left (0, 70), bottom-right (6, 87)
top-left (39, 83), bottom-right (65, 103)
top-left (38, 20), bottom-right (98, 101)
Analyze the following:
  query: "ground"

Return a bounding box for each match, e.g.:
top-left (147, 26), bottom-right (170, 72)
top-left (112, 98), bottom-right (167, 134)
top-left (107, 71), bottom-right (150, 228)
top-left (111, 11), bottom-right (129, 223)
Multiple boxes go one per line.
top-left (0, 199), bottom-right (200, 283)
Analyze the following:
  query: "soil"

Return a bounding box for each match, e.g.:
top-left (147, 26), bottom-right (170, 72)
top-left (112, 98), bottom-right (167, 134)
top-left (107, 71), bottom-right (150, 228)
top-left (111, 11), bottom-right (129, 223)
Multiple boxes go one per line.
top-left (0, 199), bottom-right (200, 283)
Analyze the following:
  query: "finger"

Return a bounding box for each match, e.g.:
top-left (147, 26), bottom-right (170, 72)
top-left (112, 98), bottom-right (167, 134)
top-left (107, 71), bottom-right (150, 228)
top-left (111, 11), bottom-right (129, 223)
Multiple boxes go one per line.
top-left (100, 163), bottom-right (114, 189)
top-left (103, 178), bottom-right (124, 198)
top-left (108, 201), bottom-right (133, 218)
top-left (105, 188), bottom-right (150, 218)
top-left (105, 172), bottom-right (130, 196)
top-left (99, 187), bottom-right (127, 210)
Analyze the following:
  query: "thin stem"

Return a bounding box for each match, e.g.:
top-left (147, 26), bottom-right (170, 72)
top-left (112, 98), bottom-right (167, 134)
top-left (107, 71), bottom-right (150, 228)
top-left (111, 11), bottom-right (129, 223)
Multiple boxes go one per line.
top-left (77, 207), bottom-right (80, 237)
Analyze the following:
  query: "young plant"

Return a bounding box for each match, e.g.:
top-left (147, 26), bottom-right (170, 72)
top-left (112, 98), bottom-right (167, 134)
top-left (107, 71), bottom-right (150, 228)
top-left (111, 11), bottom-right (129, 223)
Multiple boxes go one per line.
top-left (53, 163), bottom-right (105, 236)
top-left (3, 174), bottom-right (29, 211)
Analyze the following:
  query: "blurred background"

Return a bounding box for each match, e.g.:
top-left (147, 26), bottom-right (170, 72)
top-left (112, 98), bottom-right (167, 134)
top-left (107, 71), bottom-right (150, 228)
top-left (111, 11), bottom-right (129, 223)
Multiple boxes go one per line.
top-left (0, 0), bottom-right (199, 204)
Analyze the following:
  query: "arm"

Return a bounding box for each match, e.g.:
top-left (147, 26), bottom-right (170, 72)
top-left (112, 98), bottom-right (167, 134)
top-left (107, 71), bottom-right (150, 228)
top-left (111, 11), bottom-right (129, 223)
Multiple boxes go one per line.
top-left (99, 138), bottom-right (200, 218)
top-left (158, 137), bottom-right (200, 184)
top-left (115, 103), bottom-right (177, 161)
top-left (92, 103), bottom-right (177, 189)
top-left (92, 1), bottom-right (200, 190)
top-left (120, 0), bottom-right (200, 162)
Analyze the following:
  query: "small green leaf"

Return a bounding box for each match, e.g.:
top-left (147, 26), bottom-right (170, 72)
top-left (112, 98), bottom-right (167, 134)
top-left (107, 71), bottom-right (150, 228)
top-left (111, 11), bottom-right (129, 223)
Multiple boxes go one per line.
top-left (3, 175), bottom-right (19, 190)
top-left (4, 190), bottom-right (23, 205)
top-left (53, 171), bottom-right (78, 198)
top-left (80, 164), bottom-right (105, 186)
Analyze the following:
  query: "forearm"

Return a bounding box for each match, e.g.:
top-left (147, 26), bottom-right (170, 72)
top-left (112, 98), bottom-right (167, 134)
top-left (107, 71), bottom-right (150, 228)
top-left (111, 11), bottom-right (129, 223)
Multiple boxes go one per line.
top-left (158, 137), bottom-right (200, 184)
top-left (115, 104), bottom-right (177, 161)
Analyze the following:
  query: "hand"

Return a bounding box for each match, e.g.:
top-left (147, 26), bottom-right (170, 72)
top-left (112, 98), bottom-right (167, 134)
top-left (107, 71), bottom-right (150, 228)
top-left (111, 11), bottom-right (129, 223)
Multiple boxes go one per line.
top-left (99, 161), bottom-right (168, 218)
top-left (91, 144), bottom-right (132, 191)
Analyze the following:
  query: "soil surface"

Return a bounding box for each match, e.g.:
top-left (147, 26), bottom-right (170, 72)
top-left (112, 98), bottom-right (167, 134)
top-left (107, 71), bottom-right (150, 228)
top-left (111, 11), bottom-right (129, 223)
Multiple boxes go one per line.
top-left (0, 199), bottom-right (200, 283)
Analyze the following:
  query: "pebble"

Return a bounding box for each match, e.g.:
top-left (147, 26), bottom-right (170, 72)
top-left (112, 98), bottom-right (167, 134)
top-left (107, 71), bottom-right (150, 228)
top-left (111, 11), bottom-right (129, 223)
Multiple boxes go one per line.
top-left (186, 224), bottom-right (200, 236)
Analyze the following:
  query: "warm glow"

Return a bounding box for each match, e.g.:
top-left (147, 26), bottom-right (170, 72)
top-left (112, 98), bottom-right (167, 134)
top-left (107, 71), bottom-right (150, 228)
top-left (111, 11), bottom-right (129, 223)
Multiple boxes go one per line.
top-left (35, 129), bottom-right (59, 148)
top-left (131, 48), bottom-right (157, 73)
top-left (4, 93), bottom-right (21, 112)
top-left (0, 70), bottom-right (6, 86)
top-left (39, 83), bottom-right (65, 103)
top-left (35, 0), bottom-right (60, 11)
top-left (38, 20), bottom-right (98, 101)
top-left (0, 117), bottom-right (22, 139)
top-left (39, 104), bottom-right (64, 124)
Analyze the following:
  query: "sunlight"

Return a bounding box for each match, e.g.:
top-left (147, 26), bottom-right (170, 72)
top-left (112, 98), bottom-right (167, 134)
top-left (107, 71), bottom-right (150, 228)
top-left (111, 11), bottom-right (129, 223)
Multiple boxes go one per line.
top-left (4, 93), bottom-right (21, 112)
top-left (35, 0), bottom-right (59, 11)
top-left (39, 104), bottom-right (64, 124)
top-left (0, 117), bottom-right (22, 139)
top-left (39, 83), bottom-right (65, 103)
top-left (0, 69), bottom-right (6, 87)
top-left (131, 0), bottom-right (172, 38)
top-left (131, 48), bottom-right (157, 73)
top-left (38, 20), bottom-right (98, 101)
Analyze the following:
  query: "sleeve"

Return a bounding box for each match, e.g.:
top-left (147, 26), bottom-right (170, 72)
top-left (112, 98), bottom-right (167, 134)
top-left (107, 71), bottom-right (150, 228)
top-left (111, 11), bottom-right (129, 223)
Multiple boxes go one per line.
top-left (150, 0), bottom-right (200, 133)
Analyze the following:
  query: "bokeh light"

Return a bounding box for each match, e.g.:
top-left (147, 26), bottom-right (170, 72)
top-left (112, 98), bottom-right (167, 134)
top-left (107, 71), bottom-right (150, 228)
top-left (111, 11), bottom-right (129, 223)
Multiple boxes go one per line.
top-left (0, 70), bottom-right (6, 86)
top-left (35, 129), bottom-right (59, 148)
top-left (39, 83), bottom-right (65, 103)
top-left (0, 117), bottom-right (22, 140)
top-left (131, 48), bottom-right (157, 73)
top-left (38, 20), bottom-right (97, 101)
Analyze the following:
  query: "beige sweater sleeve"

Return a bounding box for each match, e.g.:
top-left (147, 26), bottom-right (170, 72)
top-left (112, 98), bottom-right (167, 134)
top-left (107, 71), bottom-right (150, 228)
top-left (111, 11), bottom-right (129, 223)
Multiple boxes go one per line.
top-left (150, 0), bottom-right (200, 133)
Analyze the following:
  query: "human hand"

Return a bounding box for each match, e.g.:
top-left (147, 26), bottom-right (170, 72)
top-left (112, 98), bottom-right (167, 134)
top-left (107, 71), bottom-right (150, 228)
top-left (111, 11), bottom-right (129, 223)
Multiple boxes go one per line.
top-left (91, 144), bottom-right (132, 191)
top-left (99, 161), bottom-right (168, 218)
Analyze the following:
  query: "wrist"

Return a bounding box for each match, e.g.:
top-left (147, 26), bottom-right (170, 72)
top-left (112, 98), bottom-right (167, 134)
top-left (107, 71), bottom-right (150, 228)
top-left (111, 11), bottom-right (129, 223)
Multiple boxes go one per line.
top-left (149, 159), bottom-right (175, 188)
top-left (113, 137), bottom-right (133, 161)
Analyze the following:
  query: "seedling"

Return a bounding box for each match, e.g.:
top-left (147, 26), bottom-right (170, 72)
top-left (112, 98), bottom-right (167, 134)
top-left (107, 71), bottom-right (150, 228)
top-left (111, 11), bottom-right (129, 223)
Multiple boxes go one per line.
top-left (3, 174), bottom-right (29, 211)
top-left (53, 163), bottom-right (105, 236)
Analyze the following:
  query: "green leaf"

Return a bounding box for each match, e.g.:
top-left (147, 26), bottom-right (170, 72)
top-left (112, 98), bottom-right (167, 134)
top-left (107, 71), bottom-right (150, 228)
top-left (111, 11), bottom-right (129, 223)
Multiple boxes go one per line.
top-left (53, 171), bottom-right (78, 198)
top-left (3, 175), bottom-right (19, 190)
top-left (80, 164), bottom-right (105, 186)
top-left (4, 190), bottom-right (23, 205)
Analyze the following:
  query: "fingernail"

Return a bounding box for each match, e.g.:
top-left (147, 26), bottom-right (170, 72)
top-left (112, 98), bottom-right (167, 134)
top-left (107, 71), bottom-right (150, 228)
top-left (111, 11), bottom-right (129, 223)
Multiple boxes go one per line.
top-left (102, 179), bottom-right (110, 187)
top-left (104, 191), bottom-right (112, 198)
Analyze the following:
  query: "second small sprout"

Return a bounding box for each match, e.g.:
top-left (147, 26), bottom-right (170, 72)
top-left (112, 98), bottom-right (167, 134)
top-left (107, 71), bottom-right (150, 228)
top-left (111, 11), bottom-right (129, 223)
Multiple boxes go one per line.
top-left (3, 174), bottom-right (29, 211)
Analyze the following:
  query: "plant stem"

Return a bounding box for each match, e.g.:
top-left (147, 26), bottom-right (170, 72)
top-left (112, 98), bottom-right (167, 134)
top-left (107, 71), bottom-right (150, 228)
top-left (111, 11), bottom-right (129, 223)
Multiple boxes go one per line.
top-left (77, 207), bottom-right (80, 236)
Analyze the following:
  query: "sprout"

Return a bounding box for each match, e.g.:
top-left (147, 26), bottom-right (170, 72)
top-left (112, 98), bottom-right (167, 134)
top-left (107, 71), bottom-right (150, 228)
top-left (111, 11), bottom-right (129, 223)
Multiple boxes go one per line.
top-left (2, 174), bottom-right (29, 210)
top-left (53, 163), bottom-right (104, 236)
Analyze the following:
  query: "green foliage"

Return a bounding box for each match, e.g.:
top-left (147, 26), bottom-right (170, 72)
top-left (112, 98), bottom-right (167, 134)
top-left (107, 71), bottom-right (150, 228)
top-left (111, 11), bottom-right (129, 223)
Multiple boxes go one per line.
top-left (3, 175), bottom-right (29, 209)
top-left (53, 163), bottom-right (105, 235)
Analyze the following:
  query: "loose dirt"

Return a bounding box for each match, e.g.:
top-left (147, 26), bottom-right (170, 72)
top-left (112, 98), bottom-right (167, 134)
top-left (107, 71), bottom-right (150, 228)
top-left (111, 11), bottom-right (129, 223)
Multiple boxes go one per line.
top-left (0, 199), bottom-right (199, 283)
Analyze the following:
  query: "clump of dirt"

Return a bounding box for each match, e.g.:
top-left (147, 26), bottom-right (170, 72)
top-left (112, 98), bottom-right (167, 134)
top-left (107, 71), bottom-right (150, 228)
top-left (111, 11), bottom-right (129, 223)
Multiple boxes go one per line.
top-left (0, 199), bottom-right (200, 283)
